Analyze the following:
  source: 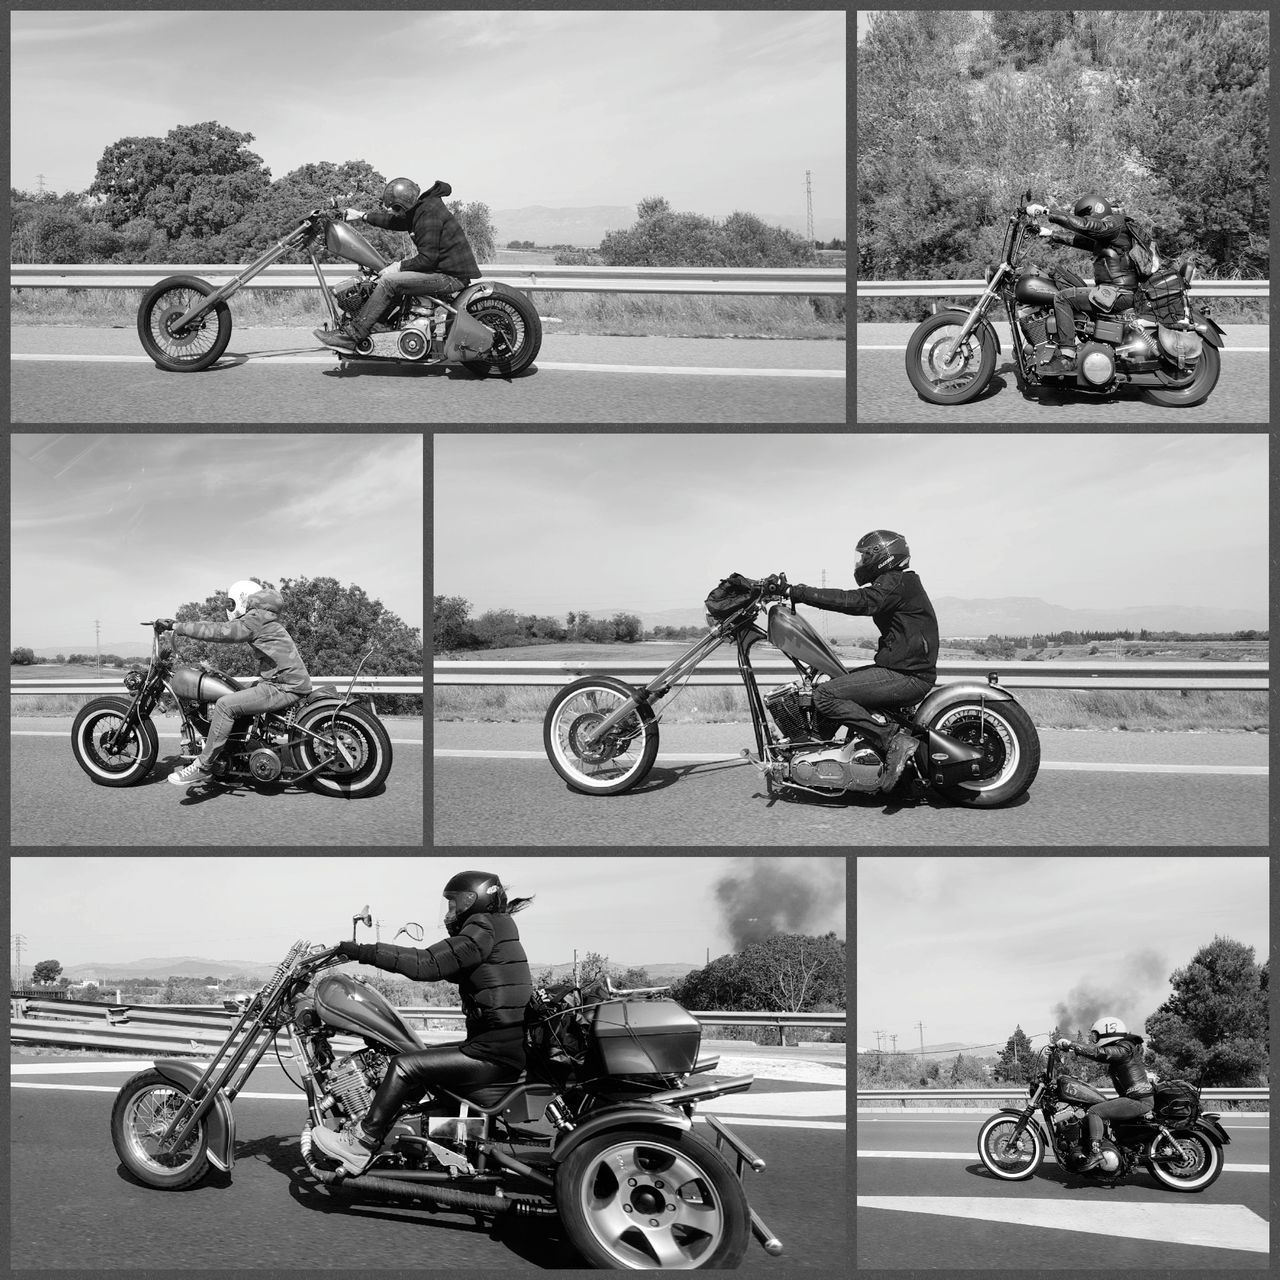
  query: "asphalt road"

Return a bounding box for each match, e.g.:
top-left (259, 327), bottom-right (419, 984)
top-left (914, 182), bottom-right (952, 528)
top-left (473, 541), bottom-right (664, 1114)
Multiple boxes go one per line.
top-left (10, 1052), bottom-right (846, 1272)
top-left (857, 1112), bottom-right (1268, 1269)
top-left (11, 329), bottom-right (847, 424)
top-left (433, 724), bottom-right (1268, 847)
top-left (11, 718), bottom-right (423, 848)
top-left (856, 323), bottom-right (1268, 423)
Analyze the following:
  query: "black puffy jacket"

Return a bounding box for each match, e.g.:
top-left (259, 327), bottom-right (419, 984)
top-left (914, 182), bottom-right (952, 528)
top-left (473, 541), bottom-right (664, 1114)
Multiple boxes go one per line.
top-left (347, 912), bottom-right (532, 1068)
top-left (1075, 1034), bottom-right (1153, 1097)
top-left (790, 570), bottom-right (939, 681)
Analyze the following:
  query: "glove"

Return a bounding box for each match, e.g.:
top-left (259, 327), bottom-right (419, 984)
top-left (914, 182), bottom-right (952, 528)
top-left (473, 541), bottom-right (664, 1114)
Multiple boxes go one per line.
top-left (154, 618), bottom-right (175, 633)
top-left (335, 940), bottom-right (362, 961)
top-left (1055, 1037), bottom-right (1073, 1049)
top-left (344, 208), bottom-right (366, 222)
top-left (1026, 203), bottom-right (1049, 217)
top-left (1038, 226), bottom-right (1055, 238)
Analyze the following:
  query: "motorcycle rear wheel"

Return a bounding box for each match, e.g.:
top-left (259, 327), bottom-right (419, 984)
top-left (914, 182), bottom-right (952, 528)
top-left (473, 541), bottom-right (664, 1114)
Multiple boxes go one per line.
top-left (1144, 343), bottom-right (1220, 408)
top-left (461, 283), bottom-right (542, 377)
top-left (111, 1070), bottom-right (212, 1190)
top-left (905, 311), bottom-right (997, 405)
top-left (1147, 1129), bottom-right (1224, 1192)
top-left (977, 1114), bottom-right (1043, 1181)
top-left (544, 677), bottom-right (659, 795)
top-left (928, 700), bottom-right (1040, 807)
top-left (71, 697), bottom-right (159, 786)
top-left (137, 275), bottom-right (233, 372)
top-left (294, 704), bottom-right (393, 798)
top-left (556, 1126), bottom-right (749, 1269)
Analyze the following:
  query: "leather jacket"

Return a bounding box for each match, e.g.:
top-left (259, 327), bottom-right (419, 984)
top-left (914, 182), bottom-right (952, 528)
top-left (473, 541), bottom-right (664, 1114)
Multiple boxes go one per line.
top-left (1047, 207), bottom-right (1139, 288)
top-left (173, 589), bottom-right (313, 695)
top-left (1072, 1034), bottom-right (1153, 1097)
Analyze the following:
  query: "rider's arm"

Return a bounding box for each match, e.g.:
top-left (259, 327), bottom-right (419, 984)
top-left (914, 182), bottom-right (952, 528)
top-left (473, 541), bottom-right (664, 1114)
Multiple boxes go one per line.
top-left (789, 579), bottom-right (900, 618)
top-left (363, 207), bottom-right (412, 233)
top-left (344, 918), bottom-right (495, 982)
top-left (396, 202), bottom-right (444, 275)
top-left (172, 618), bottom-right (254, 643)
top-left (1048, 208), bottom-right (1122, 242)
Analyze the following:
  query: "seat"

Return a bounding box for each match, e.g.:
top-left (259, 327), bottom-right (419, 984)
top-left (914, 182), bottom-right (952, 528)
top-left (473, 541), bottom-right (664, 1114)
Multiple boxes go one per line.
top-left (443, 1073), bottom-right (528, 1114)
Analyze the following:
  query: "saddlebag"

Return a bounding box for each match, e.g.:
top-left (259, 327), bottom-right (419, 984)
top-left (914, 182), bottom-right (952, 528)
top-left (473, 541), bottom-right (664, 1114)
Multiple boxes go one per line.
top-left (1140, 269), bottom-right (1186, 325)
top-left (705, 573), bottom-right (757, 620)
top-left (1154, 1080), bottom-right (1200, 1122)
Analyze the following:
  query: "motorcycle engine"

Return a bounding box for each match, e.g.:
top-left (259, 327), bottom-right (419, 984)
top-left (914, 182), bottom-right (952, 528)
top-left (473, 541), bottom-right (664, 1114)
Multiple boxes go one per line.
top-left (765, 685), bottom-right (811, 742)
top-left (1016, 305), bottom-right (1051, 349)
top-left (248, 746), bottom-right (283, 782)
top-left (334, 276), bottom-right (376, 316)
top-left (326, 1049), bottom-right (389, 1122)
top-left (789, 740), bottom-right (883, 793)
top-left (395, 317), bottom-right (433, 361)
top-left (1076, 340), bottom-right (1115, 386)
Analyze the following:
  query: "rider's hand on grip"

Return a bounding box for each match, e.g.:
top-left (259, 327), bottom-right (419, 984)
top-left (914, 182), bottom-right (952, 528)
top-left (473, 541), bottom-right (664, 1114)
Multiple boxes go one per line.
top-left (1037, 226), bottom-right (1054, 238)
top-left (1055, 1037), bottom-right (1073, 1049)
top-left (344, 208), bottom-right (365, 222)
top-left (1026, 203), bottom-right (1048, 217)
top-left (154, 618), bottom-right (175, 633)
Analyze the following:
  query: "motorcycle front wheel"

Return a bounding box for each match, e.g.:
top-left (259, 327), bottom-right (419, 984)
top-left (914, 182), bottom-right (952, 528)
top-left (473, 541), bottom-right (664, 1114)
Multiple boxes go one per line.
top-left (905, 311), bottom-right (997, 405)
top-left (294, 704), bottom-right (393, 798)
top-left (977, 1113), bottom-right (1044, 1181)
top-left (137, 275), bottom-right (233, 372)
top-left (1144, 342), bottom-right (1221, 408)
top-left (1147, 1129), bottom-right (1224, 1192)
top-left (71, 697), bottom-right (159, 786)
top-left (928, 700), bottom-right (1040, 807)
top-left (111, 1070), bottom-right (212, 1190)
top-left (556, 1126), bottom-right (750, 1269)
top-left (462, 283), bottom-right (543, 377)
top-left (543, 677), bottom-right (659, 795)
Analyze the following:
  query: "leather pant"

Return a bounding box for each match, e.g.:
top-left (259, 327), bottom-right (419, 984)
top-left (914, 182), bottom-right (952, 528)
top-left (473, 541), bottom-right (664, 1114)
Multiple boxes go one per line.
top-left (358, 1043), bottom-right (516, 1144)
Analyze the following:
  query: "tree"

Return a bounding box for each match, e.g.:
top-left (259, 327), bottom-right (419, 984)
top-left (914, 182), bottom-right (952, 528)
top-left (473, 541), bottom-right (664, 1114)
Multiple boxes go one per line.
top-left (1144, 936), bottom-right (1268, 1085)
top-left (993, 1025), bottom-right (1035, 1083)
top-left (450, 200), bottom-right (495, 263)
top-left (673, 933), bottom-right (845, 1013)
top-left (433, 595), bottom-right (474, 650)
top-left (32, 960), bottom-right (63, 984)
top-left (11, 647), bottom-right (35, 664)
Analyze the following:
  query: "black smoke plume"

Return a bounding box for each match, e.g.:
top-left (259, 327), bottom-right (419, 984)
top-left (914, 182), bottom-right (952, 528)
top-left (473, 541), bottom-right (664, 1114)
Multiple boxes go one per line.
top-left (715, 859), bottom-right (845, 951)
top-left (1051, 949), bottom-right (1168, 1038)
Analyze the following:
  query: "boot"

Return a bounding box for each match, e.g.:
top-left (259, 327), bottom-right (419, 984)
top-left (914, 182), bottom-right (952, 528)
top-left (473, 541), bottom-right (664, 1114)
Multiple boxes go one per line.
top-left (1041, 345), bottom-right (1076, 377)
top-left (1078, 1140), bottom-right (1104, 1172)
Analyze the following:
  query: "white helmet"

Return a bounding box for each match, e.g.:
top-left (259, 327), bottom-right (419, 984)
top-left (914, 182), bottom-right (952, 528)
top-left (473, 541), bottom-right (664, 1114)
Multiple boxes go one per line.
top-left (225, 579), bottom-right (263, 621)
top-left (1091, 1016), bottom-right (1126, 1044)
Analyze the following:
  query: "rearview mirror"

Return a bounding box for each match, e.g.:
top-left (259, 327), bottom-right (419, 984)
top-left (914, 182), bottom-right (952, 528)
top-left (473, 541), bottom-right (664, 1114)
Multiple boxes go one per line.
top-left (394, 922), bottom-right (425, 942)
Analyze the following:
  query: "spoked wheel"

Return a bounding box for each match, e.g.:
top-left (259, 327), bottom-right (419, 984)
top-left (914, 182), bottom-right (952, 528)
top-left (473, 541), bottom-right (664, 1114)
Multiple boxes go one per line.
top-left (543, 677), bottom-right (659, 795)
top-left (71, 697), bottom-right (159, 786)
top-left (556, 1127), bottom-right (749, 1269)
top-left (110, 1070), bottom-right (211, 1190)
top-left (294, 705), bottom-right (393, 797)
top-left (461, 283), bottom-right (542, 377)
top-left (137, 275), bottom-right (233, 372)
top-left (905, 311), bottom-right (997, 404)
top-left (1147, 1129), bottom-right (1224, 1192)
top-left (977, 1114), bottom-right (1044, 1181)
top-left (929, 700), bottom-right (1040, 807)
top-left (1144, 343), bottom-right (1220, 407)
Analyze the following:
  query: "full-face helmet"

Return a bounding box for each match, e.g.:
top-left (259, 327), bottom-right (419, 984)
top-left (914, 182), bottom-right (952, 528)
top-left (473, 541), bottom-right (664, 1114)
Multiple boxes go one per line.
top-left (1074, 194), bottom-right (1114, 219)
top-left (380, 178), bottom-right (421, 215)
top-left (1090, 1015), bottom-right (1127, 1045)
top-left (225, 579), bottom-right (264, 621)
top-left (855, 530), bottom-right (911, 586)
top-left (442, 870), bottom-right (507, 936)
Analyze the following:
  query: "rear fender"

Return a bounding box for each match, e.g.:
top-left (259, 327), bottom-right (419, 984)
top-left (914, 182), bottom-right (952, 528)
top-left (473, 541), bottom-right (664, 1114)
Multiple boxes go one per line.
top-left (550, 1104), bottom-right (691, 1164)
top-left (1190, 308), bottom-right (1226, 348)
top-left (911, 680), bottom-right (1017, 728)
top-left (1194, 1115), bottom-right (1231, 1146)
top-left (931, 305), bottom-right (1002, 356)
top-left (152, 1060), bottom-right (236, 1172)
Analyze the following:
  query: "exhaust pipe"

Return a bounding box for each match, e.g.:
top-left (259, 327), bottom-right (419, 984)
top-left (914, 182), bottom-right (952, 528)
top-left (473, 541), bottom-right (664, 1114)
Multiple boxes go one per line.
top-left (314, 1166), bottom-right (555, 1217)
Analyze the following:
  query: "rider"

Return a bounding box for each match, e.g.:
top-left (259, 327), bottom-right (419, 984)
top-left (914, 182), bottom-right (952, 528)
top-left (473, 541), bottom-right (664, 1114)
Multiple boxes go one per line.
top-left (315, 177), bottom-right (481, 352)
top-left (309, 870), bottom-right (534, 1175)
top-left (1026, 194), bottom-right (1139, 377)
top-left (162, 580), bottom-right (313, 787)
top-left (782, 530), bottom-right (937, 790)
top-left (1055, 1016), bottom-right (1154, 1171)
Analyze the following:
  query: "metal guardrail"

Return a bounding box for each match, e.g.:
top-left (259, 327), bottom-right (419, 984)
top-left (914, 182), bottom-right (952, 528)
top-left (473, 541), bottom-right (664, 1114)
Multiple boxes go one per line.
top-left (11, 675), bottom-right (422, 695)
top-left (858, 1087), bottom-right (1267, 1104)
top-left (433, 658), bottom-right (1267, 692)
top-left (858, 278), bottom-right (1269, 299)
top-left (12, 263), bottom-right (846, 298)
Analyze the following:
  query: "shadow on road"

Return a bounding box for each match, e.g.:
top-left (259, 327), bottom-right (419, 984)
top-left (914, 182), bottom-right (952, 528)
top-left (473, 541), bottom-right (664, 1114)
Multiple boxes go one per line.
top-left (321, 360), bottom-right (539, 382)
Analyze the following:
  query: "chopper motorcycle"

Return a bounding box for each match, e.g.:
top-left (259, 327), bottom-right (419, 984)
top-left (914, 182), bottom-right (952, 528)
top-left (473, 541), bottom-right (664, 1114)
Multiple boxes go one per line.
top-left (905, 191), bottom-right (1225, 408)
top-left (70, 621), bottom-right (393, 797)
top-left (977, 1042), bottom-right (1229, 1192)
top-left (109, 907), bottom-right (782, 1270)
top-left (543, 572), bottom-right (1040, 806)
top-left (137, 197), bottom-right (541, 377)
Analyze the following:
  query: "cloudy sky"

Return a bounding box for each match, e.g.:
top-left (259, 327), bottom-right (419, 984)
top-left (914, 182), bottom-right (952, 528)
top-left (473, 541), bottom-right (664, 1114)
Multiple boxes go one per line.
top-left (11, 11), bottom-right (845, 223)
top-left (11, 433), bottom-right (422, 649)
top-left (857, 856), bottom-right (1268, 1052)
top-left (9, 856), bottom-right (846, 971)
top-left (433, 433), bottom-right (1268, 616)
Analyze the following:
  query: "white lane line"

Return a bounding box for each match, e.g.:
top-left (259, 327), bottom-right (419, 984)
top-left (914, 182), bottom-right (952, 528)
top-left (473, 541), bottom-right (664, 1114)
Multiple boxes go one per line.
top-left (857, 345), bottom-right (1269, 353)
top-left (11, 353), bottom-right (844, 378)
top-left (856, 1150), bottom-right (1268, 1172)
top-left (856, 1197), bottom-right (1270, 1253)
top-left (11, 730), bottom-right (423, 745)
top-left (433, 748), bottom-right (1265, 776)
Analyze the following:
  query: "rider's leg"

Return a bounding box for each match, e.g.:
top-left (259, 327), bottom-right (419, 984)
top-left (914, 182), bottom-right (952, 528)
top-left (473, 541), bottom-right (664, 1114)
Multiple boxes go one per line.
top-left (813, 666), bottom-right (933, 753)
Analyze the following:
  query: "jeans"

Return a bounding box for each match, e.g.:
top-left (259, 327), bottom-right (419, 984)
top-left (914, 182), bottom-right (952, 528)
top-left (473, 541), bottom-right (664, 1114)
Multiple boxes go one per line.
top-left (198, 681), bottom-right (302, 769)
top-left (359, 1043), bottom-right (517, 1144)
top-left (1084, 1093), bottom-right (1154, 1144)
top-left (813, 665), bottom-right (934, 752)
top-left (351, 271), bottom-right (467, 338)
top-left (1053, 286), bottom-right (1135, 347)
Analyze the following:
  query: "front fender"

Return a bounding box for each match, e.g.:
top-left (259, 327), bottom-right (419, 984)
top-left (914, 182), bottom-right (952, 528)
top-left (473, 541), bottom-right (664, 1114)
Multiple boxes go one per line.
top-left (153, 1060), bottom-right (237, 1172)
top-left (911, 680), bottom-right (1017, 727)
top-left (932, 305), bottom-right (1003, 356)
top-left (550, 1104), bottom-right (692, 1165)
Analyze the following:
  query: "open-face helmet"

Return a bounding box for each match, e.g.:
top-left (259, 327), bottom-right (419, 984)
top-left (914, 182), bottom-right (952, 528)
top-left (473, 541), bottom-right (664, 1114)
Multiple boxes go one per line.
top-left (855, 530), bottom-right (911, 586)
top-left (380, 178), bottom-right (421, 215)
top-left (225, 579), bottom-right (264, 621)
top-left (442, 870), bottom-right (506, 935)
top-left (1090, 1015), bottom-right (1126, 1045)
top-left (1074, 194), bottom-right (1113, 219)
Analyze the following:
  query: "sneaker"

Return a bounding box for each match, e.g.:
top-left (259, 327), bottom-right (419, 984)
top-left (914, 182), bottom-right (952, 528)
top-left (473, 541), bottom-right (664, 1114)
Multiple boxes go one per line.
top-left (309, 1123), bottom-right (377, 1175)
top-left (314, 327), bottom-right (358, 352)
top-left (878, 730), bottom-right (917, 790)
top-left (168, 760), bottom-right (212, 787)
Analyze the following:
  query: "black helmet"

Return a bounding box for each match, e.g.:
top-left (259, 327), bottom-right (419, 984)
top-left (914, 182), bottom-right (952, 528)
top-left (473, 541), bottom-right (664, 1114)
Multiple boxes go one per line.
top-left (380, 177), bottom-right (421, 215)
top-left (855, 529), bottom-right (910, 586)
top-left (1073, 193), bottom-right (1113, 219)
top-left (442, 869), bottom-right (506, 935)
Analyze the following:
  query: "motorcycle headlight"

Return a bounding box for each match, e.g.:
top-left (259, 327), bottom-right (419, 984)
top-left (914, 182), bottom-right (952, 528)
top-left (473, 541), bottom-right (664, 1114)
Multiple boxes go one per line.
top-left (123, 669), bottom-right (145, 692)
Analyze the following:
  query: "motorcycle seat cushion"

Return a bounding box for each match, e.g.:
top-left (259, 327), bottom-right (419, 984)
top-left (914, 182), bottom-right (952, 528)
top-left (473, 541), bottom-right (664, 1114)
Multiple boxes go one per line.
top-left (300, 684), bottom-right (340, 704)
top-left (452, 1073), bottom-right (527, 1110)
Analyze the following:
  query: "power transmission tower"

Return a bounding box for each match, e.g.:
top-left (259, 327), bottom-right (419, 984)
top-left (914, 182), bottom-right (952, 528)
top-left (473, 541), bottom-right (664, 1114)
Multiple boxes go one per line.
top-left (95, 619), bottom-right (101, 674)
top-left (36, 174), bottom-right (48, 196)
top-left (915, 1021), bottom-right (925, 1064)
top-left (805, 170), bottom-right (814, 245)
top-left (873, 1028), bottom-right (885, 1052)
top-left (13, 933), bottom-right (28, 986)
top-left (889, 1033), bottom-right (898, 1053)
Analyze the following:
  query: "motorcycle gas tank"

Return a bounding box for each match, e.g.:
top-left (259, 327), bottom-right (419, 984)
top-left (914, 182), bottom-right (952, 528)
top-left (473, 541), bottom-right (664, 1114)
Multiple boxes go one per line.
top-left (312, 972), bottom-right (424, 1053)
top-left (1056, 1073), bottom-right (1107, 1107)
top-left (167, 664), bottom-right (239, 704)
top-left (325, 220), bottom-right (387, 272)
top-left (1014, 270), bottom-right (1058, 306)
top-left (767, 607), bottom-right (848, 679)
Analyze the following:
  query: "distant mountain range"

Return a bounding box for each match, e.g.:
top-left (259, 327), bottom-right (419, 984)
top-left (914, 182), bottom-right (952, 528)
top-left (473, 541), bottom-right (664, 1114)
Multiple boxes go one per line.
top-left (492, 205), bottom-right (845, 248)
top-left (29, 643), bottom-right (153, 660)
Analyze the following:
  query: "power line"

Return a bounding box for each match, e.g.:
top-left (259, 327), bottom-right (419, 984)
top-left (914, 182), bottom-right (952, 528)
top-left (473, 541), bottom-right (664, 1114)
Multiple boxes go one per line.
top-left (805, 170), bottom-right (814, 244)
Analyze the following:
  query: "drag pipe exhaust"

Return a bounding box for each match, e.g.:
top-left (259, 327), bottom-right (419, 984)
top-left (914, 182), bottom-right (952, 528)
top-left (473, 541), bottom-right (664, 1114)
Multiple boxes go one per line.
top-left (314, 1166), bottom-right (556, 1217)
